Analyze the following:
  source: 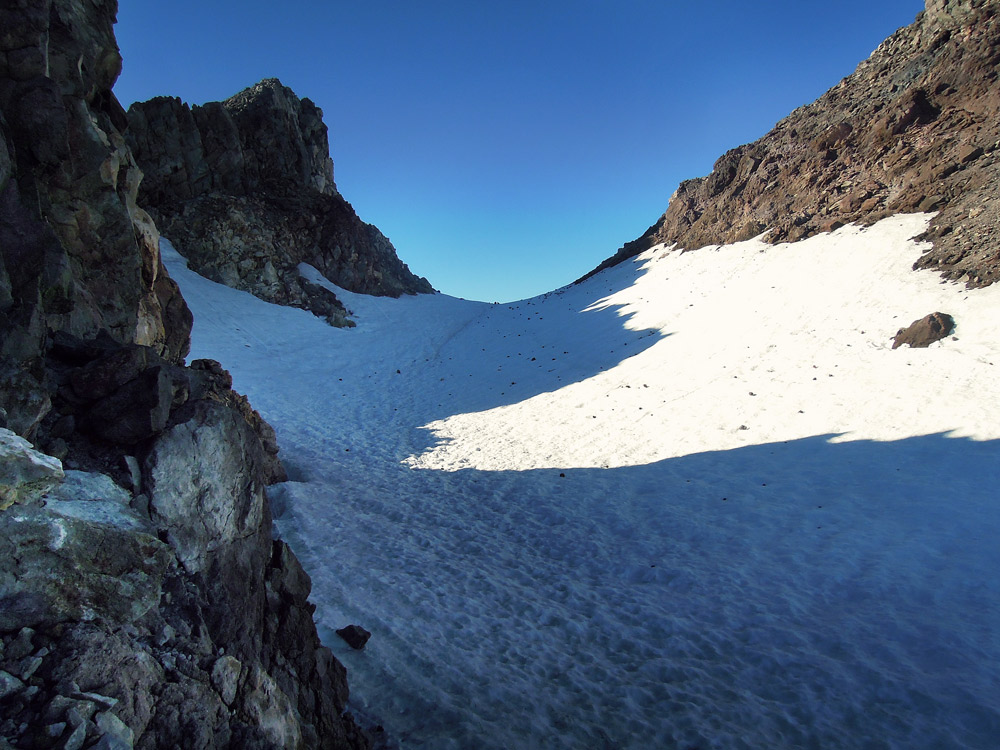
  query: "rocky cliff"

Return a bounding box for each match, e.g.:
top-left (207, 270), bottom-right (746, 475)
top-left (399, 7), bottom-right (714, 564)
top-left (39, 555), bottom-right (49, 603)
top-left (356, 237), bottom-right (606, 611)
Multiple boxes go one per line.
top-left (585, 0), bottom-right (1000, 286)
top-left (126, 80), bottom-right (433, 327)
top-left (1, 2), bottom-right (369, 747)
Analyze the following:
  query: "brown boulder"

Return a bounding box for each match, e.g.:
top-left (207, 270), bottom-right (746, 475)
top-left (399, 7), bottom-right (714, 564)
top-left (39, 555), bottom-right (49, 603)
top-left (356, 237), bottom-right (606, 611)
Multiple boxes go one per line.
top-left (892, 311), bottom-right (955, 348)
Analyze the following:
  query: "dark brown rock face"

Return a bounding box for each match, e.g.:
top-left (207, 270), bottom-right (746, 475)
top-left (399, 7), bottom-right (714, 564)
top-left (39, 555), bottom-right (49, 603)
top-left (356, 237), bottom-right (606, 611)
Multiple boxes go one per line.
top-left (585, 0), bottom-right (1000, 287)
top-left (892, 311), bottom-right (956, 348)
top-left (127, 80), bottom-right (433, 326)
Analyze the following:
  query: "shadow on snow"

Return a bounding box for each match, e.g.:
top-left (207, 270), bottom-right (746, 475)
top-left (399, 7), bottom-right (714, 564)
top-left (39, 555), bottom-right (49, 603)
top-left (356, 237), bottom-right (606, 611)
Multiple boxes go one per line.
top-left (276, 431), bottom-right (1000, 749)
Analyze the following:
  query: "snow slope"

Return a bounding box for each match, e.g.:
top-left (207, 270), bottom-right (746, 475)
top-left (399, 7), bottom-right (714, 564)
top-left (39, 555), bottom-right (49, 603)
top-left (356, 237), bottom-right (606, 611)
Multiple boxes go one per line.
top-left (162, 214), bottom-right (1000, 749)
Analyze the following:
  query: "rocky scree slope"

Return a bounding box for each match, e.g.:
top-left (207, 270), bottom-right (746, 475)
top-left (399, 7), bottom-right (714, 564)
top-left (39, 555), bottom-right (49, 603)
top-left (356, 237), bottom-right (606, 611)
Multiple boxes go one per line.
top-left (126, 80), bottom-right (433, 327)
top-left (586, 0), bottom-right (1000, 287)
top-left (1, 1), bottom-right (369, 747)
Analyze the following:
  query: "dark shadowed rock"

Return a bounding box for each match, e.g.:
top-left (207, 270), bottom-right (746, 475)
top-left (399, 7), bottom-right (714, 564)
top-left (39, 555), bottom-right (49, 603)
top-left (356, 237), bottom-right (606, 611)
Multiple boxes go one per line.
top-left (70, 344), bottom-right (161, 401)
top-left (892, 311), bottom-right (956, 348)
top-left (269, 540), bottom-right (313, 608)
top-left (0, 0), bottom-right (192, 437)
top-left (336, 625), bottom-right (372, 651)
top-left (2, 3), bottom-right (369, 745)
top-left (127, 79), bottom-right (433, 326)
top-left (83, 365), bottom-right (174, 444)
top-left (48, 330), bottom-right (120, 367)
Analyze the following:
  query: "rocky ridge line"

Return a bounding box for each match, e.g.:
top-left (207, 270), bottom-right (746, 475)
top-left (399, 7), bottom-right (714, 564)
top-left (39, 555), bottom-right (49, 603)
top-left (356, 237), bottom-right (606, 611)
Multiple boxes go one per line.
top-left (126, 80), bottom-right (433, 327)
top-left (1, 1), bottom-right (371, 747)
top-left (584, 0), bottom-right (1000, 287)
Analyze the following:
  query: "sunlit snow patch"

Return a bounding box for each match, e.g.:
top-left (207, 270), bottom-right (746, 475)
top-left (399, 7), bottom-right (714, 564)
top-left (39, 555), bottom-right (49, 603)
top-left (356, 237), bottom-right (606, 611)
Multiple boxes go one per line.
top-left (404, 214), bottom-right (1000, 471)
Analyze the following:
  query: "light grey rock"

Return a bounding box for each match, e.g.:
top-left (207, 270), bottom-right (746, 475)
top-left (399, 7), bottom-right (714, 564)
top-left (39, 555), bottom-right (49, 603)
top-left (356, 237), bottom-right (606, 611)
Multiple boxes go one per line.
top-left (144, 400), bottom-right (266, 574)
top-left (0, 503), bottom-right (171, 629)
top-left (61, 721), bottom-right (87, 750)
top-left (241, 664), bottom-right (303, 749)
top-left (44, 496), bottom-right (150, 533)
top-left (0, 670), bottom-right (24, 699)
top-left (47, 470), bottom-right (131, 506)
top-left (65, 702), bottom-right (96, 727)
top-left (210, 654), bottom-right (243, 706)
top-left (94, 710), bottom-right (134, 746)
top-left (76, 692), bottom-right (120, 711)
top-left (0, 428), bottom-right (63, 509)
top-left (123, 456), bottom-right (142, 494)
top-left (17, 654), bottom-right (43, 680)
top-left (43, 695), bottom-right (75, 723)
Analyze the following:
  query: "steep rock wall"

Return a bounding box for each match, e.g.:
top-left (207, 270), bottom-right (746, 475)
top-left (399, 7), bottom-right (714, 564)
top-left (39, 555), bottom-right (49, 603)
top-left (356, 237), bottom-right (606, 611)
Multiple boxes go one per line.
top-left (1, 2), bottom-right (370, 747)
top-left (586, 0), bottom-right (1000, 286)
top-left (127, 80), bottom-right (433, 326)
top-left (0, 0), bottom-right (191, 436)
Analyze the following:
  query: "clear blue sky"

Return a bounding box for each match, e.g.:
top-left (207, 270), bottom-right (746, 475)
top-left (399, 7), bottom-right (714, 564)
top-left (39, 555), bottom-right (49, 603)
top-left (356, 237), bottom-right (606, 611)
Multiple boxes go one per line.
top-left (114, 1), bottom-right (924, 303)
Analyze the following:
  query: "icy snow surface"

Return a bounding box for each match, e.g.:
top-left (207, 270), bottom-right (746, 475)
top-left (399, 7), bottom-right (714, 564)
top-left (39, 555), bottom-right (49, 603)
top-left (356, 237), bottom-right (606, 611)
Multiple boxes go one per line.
top-left (162, 214), bottom-right (1000, 749)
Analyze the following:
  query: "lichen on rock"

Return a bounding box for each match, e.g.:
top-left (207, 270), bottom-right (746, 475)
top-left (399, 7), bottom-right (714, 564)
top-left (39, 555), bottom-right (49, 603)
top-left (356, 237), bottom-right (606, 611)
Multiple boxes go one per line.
top-left (0, 428), bottom-right (64, 510)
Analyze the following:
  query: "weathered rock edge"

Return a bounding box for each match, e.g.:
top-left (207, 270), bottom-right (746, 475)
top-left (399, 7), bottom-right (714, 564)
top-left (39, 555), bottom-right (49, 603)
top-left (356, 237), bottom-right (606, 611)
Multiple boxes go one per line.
top-left (583, 0), bottom-right (1000, 288)
top-left (1, 1), bottom-right (370, 747)
top-left (126, 79), bottom-right (433, 327)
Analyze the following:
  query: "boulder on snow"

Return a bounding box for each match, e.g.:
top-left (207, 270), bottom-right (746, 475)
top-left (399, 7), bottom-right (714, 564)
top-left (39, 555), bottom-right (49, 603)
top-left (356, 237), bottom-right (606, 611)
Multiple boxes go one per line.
top-left (891, 312), bottom-right (955, 349)
top-left (335, 625), bottom-right (371, 650)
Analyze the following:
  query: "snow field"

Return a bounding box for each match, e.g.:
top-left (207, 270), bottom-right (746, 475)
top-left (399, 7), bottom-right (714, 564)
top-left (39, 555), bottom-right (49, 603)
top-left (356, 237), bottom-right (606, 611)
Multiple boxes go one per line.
top-left (162, 214), bottom-right (1000, 749)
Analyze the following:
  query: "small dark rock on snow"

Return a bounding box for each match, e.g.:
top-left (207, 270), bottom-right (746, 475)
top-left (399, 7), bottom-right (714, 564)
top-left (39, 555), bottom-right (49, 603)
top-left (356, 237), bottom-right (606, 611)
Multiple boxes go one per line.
top-left (336, 625), bottom-right (372, 650)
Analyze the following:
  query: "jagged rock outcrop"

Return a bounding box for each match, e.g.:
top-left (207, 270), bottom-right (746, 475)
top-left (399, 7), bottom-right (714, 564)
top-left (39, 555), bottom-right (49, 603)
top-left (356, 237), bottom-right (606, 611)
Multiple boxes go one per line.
top-left (0, 0), bottom-right (192, 438)
top-left (126, 80), bottom-right (433, 326)
top-left (0, 427), bottom-right (368, 748)
top-left (585, 0), bottom-right (1000, 287)
top-left (1, 343), bottom-right (370, 747)
top-left (1, 1), bottom-right (371, 747)
top-left (1, 338), bottom-right (371, 747)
